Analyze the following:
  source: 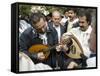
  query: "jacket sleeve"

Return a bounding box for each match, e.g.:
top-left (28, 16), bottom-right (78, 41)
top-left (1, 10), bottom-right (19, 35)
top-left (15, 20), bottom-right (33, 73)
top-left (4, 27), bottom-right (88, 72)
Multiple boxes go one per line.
top-left (19, 31), bottom-right (38, 62)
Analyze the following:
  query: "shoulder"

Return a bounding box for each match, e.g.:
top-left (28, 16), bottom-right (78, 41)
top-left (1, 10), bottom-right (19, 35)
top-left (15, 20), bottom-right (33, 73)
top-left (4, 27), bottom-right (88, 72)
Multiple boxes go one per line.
top-left (47, 22), bottom-right (53, 29)
top-left (70, 27), bottom-right (80, 32)
top-left (60, 24), bottom-right (66, 31)
top-left (87, 25), bottom-right (92, 33)
top-left (20, 27), bottom-right (36, 39)
top-left (22, 27), bottom-right (33, 35)
top-left (47, 22), bottom-right (57, 32)
top-left (62, 27), bottom-right (80, 36)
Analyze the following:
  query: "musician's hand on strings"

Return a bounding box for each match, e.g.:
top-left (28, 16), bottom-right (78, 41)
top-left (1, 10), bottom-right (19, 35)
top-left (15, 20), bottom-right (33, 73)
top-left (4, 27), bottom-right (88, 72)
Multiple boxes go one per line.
top-left (61, 37), bottom-right (71, 45)
top-left (56, 44), bottom-right (68, 52)
top-left (56, 45), bottom-right (63, 52)
top-left (37, 52), bottom-right (45, 60)
top-left (57, 32), bottom-right (72, 51)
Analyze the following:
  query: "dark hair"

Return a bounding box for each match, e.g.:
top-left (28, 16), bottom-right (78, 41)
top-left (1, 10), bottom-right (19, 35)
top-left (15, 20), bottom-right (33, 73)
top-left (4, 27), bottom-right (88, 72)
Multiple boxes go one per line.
top-left (78, 11), bottom-right (91, 25)
top-left (46, 13), bottom-right (52, 21)
top-left (19, 14), bottom-right (30, 23)
top-left (63, 9), bottom-right (69, 14)
top-left (46, 13), bottom-right (52, 17)
top-left (67, 8), bottom-right (78, 14)
top-left (30, 13), bottom-right (46, 27)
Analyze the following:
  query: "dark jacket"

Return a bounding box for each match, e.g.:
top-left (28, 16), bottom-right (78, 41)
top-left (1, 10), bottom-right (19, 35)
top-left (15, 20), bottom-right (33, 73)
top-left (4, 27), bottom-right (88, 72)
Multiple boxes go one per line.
top-left (48, 22), bottom-right (66, 43)
top-left (19, 27), bottom-right (58, 64)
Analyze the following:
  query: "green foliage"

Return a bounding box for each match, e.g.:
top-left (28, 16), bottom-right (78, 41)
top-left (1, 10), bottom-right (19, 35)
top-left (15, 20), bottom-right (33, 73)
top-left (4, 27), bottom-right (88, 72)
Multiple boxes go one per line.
top-left (19, 4), bottom-right (96, 18)
top-left (45, 6), bottom-right (67, 14)
top-left (19, 5), bottom-right (32, 16)
top-left (19, 4), bottom-right (68, 16)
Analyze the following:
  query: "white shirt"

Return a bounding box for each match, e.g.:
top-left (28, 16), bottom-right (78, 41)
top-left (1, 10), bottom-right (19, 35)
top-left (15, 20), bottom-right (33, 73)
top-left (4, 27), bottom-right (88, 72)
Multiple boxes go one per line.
top-left (39, 33), bottom-right (47, 45)
top-left (69, 26), bottom-right (92, 57)
top-left (60, 17), bottom-right (69, 26)
top-left (19, 52), bottom-right (52, 71)
top-left (86, 56), bottom-right (96, 67)
top-left (67, 21), bottom-right (74, 32)
top-left (53, 24), bottom-right (61, 43)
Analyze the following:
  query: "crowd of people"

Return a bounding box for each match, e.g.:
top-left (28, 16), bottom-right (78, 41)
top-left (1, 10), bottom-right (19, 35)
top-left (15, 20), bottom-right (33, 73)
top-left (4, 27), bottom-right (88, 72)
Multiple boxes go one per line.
top-left (19, 8), bottom-right (96, 71)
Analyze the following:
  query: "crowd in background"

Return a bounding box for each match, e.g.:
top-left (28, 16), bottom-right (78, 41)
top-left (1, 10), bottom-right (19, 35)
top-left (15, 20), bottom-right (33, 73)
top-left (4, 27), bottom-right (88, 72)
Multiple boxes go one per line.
top-left (18, 6), bottom-right (96, 71)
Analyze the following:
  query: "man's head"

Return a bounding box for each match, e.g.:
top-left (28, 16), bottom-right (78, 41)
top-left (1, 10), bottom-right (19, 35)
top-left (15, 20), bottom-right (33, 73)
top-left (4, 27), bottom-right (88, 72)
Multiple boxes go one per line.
top-left (64, 9), bottom-right (69, 18)
top-left (30, 13), bottom-right (47, 34)
top-left (78, 12), bottom-right (91, 31)
top-left (46, 13), bottom-right (52, 22)
top-left (67, 8), bottom-right (77, 21)
top-left (52, 11), bottom-right (62, 26)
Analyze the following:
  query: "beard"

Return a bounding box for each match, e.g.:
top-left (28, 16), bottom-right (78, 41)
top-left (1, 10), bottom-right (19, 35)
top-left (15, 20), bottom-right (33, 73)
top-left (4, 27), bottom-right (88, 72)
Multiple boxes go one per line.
top-left (54, 23), bottom-right (60, 27)
top-left (37, 27), bottom-right (46, 34)
top-left (80, 26), bottom-right (87, 31)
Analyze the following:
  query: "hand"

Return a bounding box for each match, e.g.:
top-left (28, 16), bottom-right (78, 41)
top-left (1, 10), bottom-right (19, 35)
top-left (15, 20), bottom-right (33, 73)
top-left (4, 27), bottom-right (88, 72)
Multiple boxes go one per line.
top-left (56, 44), bottom-right (68, 52)
top-left (56, 45), bottom-right (63, 52)
top-left (60, 34), bottom-right (72, 45)
top-left (37, 52), bottom-right (45, 60)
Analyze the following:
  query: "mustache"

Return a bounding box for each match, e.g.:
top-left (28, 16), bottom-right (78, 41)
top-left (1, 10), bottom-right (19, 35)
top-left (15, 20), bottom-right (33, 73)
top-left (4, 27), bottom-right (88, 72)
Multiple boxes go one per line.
top-left (68, 16), bottom-right (72, 18)
top-left (80, 26), bottom-right (84, 28)
top-left (37, 28), bottom-right (46, 33)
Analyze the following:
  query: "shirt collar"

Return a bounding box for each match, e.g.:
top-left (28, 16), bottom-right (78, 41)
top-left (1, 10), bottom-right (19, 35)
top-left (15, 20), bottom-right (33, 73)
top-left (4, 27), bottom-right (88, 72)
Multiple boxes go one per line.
top-left (53, 23), bottom-right (60, 28)
top-left (84, 25), bottom-right (92, 34)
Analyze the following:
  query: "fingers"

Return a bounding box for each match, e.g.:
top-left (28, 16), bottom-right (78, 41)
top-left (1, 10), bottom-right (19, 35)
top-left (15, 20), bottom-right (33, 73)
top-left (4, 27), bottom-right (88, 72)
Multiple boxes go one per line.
top-left (56, 44), bottom-right (68, 52)
top-left (56, 45), bottom-right (63, 52)
top-left (61, 33), bottom-right (72, 45)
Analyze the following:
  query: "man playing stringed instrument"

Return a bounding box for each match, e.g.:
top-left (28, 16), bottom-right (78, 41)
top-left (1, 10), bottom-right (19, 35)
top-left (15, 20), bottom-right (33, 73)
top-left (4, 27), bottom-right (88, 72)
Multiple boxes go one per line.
top-left (19, 12), bottom-right (79, 70)
top-left (56, 10), bottom-right (93, 69)
top-left (19, 12), bottom-right (67, 70)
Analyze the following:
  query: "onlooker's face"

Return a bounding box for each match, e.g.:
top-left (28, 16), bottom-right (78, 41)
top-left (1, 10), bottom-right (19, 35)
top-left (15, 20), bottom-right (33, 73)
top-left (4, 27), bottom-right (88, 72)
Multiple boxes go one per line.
top-left (89, 27), bottom-right (96, 53)
top-left (65, 11), bottom-right (68, 18)
top-left (35, 18), bottom-right (47, 34)
top-left (52, 12), bottom-right (61, 26)
top-left (79, 16), bottom-right (89, 31)
top-left (52, 16), bottom-right (61, 26)
top-left (68, 10), bottom-right (76, 21)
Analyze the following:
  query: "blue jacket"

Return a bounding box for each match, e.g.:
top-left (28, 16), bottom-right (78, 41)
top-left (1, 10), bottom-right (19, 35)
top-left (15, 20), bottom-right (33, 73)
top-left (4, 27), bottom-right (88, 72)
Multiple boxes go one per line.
top-left (48, 22), bottom-right (66, 44)
top-left (19, 26), bottom-right (58, 65)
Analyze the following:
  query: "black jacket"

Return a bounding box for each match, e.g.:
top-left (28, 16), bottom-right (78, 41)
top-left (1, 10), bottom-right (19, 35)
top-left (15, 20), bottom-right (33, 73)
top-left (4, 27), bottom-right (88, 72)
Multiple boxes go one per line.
top-left (19, 27), bottom-right (58, 63)
top-left (48, 22), bottom-right (66, 43)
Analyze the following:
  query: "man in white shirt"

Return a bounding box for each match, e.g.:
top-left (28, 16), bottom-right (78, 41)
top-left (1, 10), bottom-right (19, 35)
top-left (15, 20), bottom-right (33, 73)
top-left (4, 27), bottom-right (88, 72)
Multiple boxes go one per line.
top-left (64, 8), bottom-right (79, 32)
top-left (69, 26), bottom-right (92, 58)
top-left (68, 11), bottom-right (92, 58)
top-left (60, 11), bottom-right (93, 68)
top-left (60, 9), bottom-right (69, 26)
